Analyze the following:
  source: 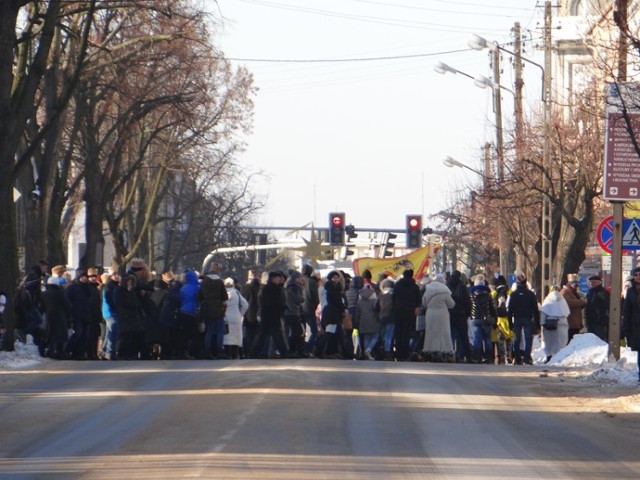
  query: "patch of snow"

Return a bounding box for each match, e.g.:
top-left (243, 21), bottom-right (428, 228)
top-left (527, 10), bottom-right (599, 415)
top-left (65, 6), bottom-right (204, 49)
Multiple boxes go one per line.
top-left (0, 336), bottom-right (47, 369)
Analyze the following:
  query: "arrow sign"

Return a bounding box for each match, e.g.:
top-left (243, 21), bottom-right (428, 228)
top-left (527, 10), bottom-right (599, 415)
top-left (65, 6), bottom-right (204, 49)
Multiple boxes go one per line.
top-left (597, 216), bottom-right (640, 253)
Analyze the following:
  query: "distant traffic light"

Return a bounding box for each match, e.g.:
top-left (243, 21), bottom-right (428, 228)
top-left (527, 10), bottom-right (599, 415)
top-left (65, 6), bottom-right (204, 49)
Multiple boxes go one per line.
top-left (253, 233), bottom-right (267, 266)
top-left (383, 232), bottom-right (397, 257)
top-left (406, 214), bottom-right (422, 248)
top-left (329, 212), bottom-right (346, 245)
top-left (345, 224), bottom-right (357, 241)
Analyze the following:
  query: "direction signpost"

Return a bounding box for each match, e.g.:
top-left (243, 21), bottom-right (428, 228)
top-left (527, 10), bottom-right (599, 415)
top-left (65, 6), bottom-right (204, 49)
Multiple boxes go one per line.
top-left (603, 81), bottom-right (640, 360)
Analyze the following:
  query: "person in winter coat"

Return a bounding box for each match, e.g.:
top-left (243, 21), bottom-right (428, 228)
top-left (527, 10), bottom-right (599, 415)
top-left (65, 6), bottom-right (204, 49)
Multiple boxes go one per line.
top-left (585, 275), bottom-right (610, 342)
top-left (493, 285), bottom-right (514, 365)
top-left (392, 269), bottom-right (422, 361)
top-left (43, 276), bottom-right (72, 359)
top-left (422, 273), bottom-right (456, 362)
top-left (115, 274), bottom-right (145, 360)
top-left (128, 260), bottom-right (160, 358)
top-left (412, 274), bottom-right (431, 355)
top-left (158, 275), bottom-right (182, 359)
top-left (251, 271), bottom-right (290, 358)
top-left (470, 274), bottom-right (498, 364)
top-left (284, 270), bottom-right (305, 357)
top-left (197, 269), bottom-right (228, 359)
top-left (321, 270), bottom-right (346, 358)
top-left (508, 275), bottom-right (540, 365)
top-left (223, 278), bottom-right (249, 359)
top-left (622, 266), bottom-right (640, 382)
top-left (15, 265), bottom-right (46, 347)
top-left (540, 286), bottom-right (570, 362)
top-left (100, 271), bottom-right (120, 360)
top-left (241, 270), bottom-right (262, 356)
top-left (65, 270), bottom-right (94, 360)
top-left (561, 278), bottom-right (587, 342)
top-left (447, 270), bottom-right (472, 363)
top-left (356, 284), bottom-right (380, 360)
top-left (375, 278), bottom-right (395, 360)
top-left (302, 264), bottom-right (320, 356)
top-left (342, 275), bottom-right (362, 359)
top-left (179, 270), bottom-right (202, 359)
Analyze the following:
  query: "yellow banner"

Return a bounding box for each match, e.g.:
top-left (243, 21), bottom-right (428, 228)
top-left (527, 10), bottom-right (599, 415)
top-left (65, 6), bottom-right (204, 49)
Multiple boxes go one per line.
top-left (352, 243), bottom-right (439, 280)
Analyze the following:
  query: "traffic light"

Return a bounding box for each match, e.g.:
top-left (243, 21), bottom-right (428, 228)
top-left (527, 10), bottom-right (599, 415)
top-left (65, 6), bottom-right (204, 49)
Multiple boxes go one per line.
top-left (329, 212), bottom-right (346, 245)
top-left (406, 214), bottom-right (422, 248)
top-left (383, 232), bottom-right (397, 257)
top-left (253, 233), bottom-right (267, 266)
top-left (345, 224), bottom-right (357, 241)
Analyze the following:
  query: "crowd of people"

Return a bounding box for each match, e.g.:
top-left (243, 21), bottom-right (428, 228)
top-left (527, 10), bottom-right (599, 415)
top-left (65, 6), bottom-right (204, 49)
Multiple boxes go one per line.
top-left (1, 259), bottom-right (640, 379)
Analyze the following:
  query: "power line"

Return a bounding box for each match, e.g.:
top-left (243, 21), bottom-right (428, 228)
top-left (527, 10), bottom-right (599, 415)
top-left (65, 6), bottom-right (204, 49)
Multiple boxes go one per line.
top-left (226, 47), bottom-right (471, 63)
top-left (234, 0), bottom-right (524, 29)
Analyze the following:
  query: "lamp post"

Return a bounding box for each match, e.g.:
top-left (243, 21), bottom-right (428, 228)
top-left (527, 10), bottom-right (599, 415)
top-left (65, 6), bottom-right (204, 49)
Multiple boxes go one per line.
top-left (468, 16), bottom-right (552, 299)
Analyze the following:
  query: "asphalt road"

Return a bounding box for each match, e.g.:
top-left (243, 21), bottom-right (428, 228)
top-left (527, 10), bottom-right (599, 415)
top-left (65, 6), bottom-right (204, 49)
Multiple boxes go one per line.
top-left (0, 359), bottom-right (639, 479)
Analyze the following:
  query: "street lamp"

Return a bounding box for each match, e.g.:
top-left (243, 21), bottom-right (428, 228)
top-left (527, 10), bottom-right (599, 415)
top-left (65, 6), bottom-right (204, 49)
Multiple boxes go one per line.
top-left (443, 156), bottom-right (483, 176)
top-left (474, 74), bottom-right (515, 96)
top-left (468, 34), bottom-right (545, 101)
top-left (434, 61), bottom-right (474, 80)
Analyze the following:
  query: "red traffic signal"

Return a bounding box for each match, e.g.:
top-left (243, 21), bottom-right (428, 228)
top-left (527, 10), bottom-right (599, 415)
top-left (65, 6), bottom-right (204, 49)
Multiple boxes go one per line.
top-left (406, 214), bottom-right (423, 248)
top-left (329, 212), bottom-right (346, 245)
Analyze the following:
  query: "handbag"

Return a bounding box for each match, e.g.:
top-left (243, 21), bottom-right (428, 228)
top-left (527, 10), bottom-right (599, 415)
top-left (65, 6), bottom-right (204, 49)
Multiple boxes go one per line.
top-left (342, 311), bottom-right (353, 330)
top-left (543, 317), bottom-right (559, 330)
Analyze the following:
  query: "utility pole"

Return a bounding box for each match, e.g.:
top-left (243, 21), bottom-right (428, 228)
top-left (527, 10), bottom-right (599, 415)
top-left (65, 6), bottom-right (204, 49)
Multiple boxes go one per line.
top-left (492, 48), bottom-right (505, 183)
top-left (540, 0), bottom-right (553, 301)
top-left (490, 46), bottom-right (508, 278)
top-left (513, 22), bottom-right (524, 167)
top-left (513, 22), bottom-right (525, 275)
top-left (608, 0), bottom-right (629, 361)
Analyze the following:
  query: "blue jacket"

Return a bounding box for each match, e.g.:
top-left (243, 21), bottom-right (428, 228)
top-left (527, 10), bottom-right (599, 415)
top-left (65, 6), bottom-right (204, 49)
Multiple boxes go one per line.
top-left (179, 271), bottom-right (200, 315)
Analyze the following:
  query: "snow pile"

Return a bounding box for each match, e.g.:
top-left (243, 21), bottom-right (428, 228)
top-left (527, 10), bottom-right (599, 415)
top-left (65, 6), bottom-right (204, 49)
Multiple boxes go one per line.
top-left (0, 336), bottom-right (45, 369)
top-left (547, 333), bottom-right (609, 367)
top-left (540, 332), bottom-right (639, 386)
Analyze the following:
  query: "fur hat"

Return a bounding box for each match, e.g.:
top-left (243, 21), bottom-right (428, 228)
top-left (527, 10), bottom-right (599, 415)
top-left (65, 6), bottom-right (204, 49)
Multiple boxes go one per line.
top-left (224, 277), bottom-right (235, 287)
top-left (474, 273), bottom-right (486, 287)
top-left (51, 265), bottom-right (66, 276)
top-left (588, 275), bottom-right (601, 282)
top-left (566, 273), bottom-right (579, 283)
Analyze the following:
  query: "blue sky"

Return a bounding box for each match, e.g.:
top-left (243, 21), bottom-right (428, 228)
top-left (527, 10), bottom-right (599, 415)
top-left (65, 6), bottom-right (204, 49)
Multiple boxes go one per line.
top-left (209, 0), bottom-right (545, 234)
